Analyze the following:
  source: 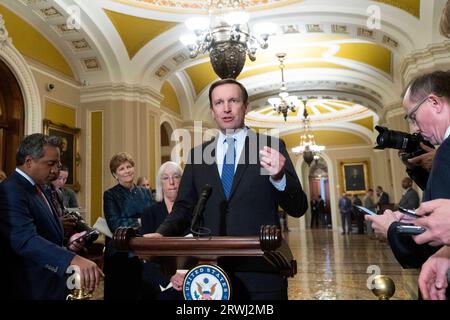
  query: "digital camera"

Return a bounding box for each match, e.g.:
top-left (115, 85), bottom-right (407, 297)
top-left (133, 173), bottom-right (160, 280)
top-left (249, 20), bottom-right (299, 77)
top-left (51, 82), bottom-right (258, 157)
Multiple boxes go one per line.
top-left (374, 125), bottom-right (434, 161)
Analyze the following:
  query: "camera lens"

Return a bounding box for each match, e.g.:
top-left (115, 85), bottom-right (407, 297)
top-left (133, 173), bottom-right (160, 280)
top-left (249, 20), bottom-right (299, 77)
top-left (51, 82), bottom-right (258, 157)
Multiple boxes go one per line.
top-left (375, 126), bottom-right (410, 150)
top-left (374, 125), bottom-right (434, 160)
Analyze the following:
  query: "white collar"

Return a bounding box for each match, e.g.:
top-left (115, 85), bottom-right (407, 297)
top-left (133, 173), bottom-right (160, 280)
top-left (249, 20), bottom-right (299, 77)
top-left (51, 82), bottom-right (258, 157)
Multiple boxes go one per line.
top-left (15, 168), bottom-right (36, 186)
top-left (444, 126), bottom-right (450, 140)
top-left (218, 127), bottom-right (248, 144)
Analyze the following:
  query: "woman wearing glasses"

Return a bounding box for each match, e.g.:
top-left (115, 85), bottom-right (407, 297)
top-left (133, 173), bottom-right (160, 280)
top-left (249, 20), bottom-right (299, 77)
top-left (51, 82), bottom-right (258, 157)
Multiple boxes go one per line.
top-left (141, 161), bottom-right (186, 299)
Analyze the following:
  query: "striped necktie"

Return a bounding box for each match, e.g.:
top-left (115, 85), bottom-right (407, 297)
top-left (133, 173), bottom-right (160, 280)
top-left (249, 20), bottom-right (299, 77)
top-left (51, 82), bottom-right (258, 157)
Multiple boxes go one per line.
top-left (221, 137), bottom-right (235, 199)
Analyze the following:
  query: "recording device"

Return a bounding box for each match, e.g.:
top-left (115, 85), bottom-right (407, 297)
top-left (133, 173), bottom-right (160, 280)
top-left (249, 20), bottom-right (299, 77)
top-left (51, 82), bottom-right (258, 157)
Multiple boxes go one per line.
top-left (395, 224), bottom-right (426, 235)
top-left (190, 184), bottom-right (212, 237)
top-left (374, 125), bottom-right (434, 161)
top-left (64, 210), bottom-right (99, 244)
top-left (398, 206), bottom-right (420, 218)
top-left (354, 205), bottom-right (377, 216)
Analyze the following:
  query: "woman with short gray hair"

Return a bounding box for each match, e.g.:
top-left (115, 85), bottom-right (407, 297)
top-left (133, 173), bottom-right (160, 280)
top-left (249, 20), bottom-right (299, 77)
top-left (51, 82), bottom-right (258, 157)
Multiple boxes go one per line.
top-left (141, 161), bottom-right (184, 299)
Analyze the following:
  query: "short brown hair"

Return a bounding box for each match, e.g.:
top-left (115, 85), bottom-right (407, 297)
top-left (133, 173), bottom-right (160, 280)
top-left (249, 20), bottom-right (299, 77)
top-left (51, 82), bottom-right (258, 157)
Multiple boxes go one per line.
top-left (406, 70), bottom-right (450, 103)
top-left (109, 152), bottom-right (135, 175)
top-left (208, 78), bottom-right (248, 108)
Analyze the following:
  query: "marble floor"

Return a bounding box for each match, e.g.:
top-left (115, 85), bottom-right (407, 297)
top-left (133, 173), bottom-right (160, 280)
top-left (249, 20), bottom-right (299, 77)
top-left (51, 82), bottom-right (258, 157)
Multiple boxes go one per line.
top-left (286, 228), bottom-right (419, 300)
top-left (90, 228), bottom-right (420, 300)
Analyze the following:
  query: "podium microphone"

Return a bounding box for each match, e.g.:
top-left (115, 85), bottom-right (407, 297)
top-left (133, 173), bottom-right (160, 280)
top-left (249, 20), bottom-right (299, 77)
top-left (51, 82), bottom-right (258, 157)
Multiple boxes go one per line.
top-left (190, 184), bottom-right (212, 237)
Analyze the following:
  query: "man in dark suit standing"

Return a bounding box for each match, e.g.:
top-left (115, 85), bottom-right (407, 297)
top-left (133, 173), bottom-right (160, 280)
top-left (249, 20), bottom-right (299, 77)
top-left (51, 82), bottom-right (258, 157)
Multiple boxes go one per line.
top-left (398, 177), bottom-right (420, 210)
top-left (150, 79), bottom-right (308, 299)
top-left (0, 133), bottom-right (102, 299)
top-left (375, 186), bottom-right (390, 214)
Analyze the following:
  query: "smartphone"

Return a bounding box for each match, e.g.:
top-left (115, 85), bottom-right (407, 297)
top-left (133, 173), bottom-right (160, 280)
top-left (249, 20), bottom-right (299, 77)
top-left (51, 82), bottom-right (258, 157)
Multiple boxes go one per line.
top-left (68, 228), bottom-right (99, 245)
top-left (395, 224), bottom-right (426, 235)
top-left (354, 205), bottom-right (377, 216)
top-left (398, 206), bottom-right (420, 218)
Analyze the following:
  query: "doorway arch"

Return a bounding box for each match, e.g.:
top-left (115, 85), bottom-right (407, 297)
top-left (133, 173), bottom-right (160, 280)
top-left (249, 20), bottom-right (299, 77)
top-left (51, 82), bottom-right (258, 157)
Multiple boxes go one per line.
top-left (160, 121), bottom-right (174, 164)
top-left (296, 152), bottom-right (339, 231)
top-left (0, 17), bottom-right (42, 134)
top-left (0, 59), bottom-right (24, 174)
top-left (308, 157), bottom-right (331, 229)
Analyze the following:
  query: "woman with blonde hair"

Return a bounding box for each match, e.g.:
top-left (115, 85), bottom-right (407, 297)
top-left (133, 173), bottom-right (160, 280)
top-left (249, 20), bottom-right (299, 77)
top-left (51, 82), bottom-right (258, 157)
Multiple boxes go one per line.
top-left (103, 152), bottom-right (153, 300)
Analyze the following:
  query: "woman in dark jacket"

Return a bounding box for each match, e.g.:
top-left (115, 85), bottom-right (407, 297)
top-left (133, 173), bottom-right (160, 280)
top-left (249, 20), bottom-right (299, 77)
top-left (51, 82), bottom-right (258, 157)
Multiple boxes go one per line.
top-left (141, 161), bottom-right (185, 299)
top-left (103, 152), bottom-right (153, 300)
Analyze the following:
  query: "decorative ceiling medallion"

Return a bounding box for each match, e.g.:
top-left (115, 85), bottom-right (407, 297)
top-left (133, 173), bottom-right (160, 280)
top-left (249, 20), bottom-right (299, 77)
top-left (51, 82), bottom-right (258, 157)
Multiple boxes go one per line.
top-left (40, 7), bottom-right (63, 18)
top-left (155, 65), bottom-right (170, 78)
top-left (332, 25), bottom-right (348, 34)
top-left (82, 57), bottom-right (101, 71)
top-left (71, 39), bottom-right (91, 51)
top-left (383, 35), bottom-right (398, 48)
top-left (55, 23), bottom-right (79, 35)
top-left (357, 27), bottom-right (375, 39)
top-left (172, 53), bottom-right (188, 65)
top-left (306, 24), bottom-right (323, 33)
top-left (281, 24), bottom-right (299, 34)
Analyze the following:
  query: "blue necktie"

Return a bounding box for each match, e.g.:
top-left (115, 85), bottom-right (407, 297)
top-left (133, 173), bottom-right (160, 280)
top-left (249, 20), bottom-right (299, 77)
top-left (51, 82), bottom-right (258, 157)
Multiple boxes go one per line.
top-left (221, 137), bottom-right (235, 199)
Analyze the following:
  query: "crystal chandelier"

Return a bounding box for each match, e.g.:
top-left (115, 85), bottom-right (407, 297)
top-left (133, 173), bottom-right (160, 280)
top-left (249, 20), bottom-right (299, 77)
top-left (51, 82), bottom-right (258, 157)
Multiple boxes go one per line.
top-left (292, 103), bottom-right (325, 166)
top-left (179, 0), bottom-right (277, 79)
top-left (267, 53), bottom-right (298, 121)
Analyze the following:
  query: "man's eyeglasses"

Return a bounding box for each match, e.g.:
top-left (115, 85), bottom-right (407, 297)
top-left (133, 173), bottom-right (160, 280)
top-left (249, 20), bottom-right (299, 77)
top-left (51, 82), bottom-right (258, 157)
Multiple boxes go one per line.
top-left (403, 95), bottom-right (431, 125)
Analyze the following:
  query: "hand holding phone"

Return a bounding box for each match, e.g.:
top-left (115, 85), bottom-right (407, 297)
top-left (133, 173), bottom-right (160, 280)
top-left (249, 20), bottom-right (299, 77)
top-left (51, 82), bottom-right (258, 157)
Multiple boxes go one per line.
top-left (398, 206), bottom-right (420, 218)
top-left (68, 229), bottom-right (99, 246)
top-left (355, 205), bottom-right (377, 216)
top-left (395, 224), bottom-right (426, 235)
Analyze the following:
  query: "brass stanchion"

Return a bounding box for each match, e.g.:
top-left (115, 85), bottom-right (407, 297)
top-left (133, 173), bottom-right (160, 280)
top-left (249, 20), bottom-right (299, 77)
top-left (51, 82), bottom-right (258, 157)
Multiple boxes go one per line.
top-left (371, 275), bottom-right (395, 300)
top-left (66, 288), bottom-right (93, 300)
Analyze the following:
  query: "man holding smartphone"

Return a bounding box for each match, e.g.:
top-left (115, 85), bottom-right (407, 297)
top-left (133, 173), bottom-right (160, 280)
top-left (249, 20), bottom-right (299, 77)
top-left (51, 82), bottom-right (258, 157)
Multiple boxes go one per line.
top-left (366, 70), bottom-right (450, 299)
top-left (0, 134), bottom-right (103, 299)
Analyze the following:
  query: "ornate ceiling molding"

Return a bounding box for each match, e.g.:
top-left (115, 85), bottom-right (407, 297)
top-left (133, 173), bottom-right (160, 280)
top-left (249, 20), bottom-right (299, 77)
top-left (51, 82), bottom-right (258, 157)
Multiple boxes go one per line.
top-left (80, 82), bottom-right (163, 105)
top-left (400, 41), bottom-right (450, 86)
top-left (110, 0), bottom-right (299, 13)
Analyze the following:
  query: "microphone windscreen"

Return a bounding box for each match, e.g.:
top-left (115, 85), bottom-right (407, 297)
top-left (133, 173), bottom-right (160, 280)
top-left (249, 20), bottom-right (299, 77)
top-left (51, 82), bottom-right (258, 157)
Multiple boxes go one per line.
top-left (202, 184), bottom-right (212, 197)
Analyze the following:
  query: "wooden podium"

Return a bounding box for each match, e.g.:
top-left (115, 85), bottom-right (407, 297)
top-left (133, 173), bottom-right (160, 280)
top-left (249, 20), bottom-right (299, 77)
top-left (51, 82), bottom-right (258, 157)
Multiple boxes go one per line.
top-left (113, 225), bottom-right (297, 277)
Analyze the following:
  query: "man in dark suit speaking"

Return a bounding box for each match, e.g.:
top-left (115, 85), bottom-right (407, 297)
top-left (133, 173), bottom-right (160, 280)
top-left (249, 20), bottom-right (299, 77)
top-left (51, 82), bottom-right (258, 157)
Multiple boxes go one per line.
top-left (149, 79), bottom-right (308, 299)
top-left (0, 134), bottom-right (102, 299)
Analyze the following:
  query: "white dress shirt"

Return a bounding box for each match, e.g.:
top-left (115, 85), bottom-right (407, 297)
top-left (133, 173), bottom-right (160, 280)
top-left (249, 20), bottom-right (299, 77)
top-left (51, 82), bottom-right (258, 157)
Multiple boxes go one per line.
top-left (215, 127), bottom-right (286, 191)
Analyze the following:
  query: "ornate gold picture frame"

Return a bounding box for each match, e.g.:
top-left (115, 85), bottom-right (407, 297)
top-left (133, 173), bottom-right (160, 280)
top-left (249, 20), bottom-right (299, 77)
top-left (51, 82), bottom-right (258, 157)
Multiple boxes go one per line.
top-left (341, 161), bottom-right (369, 195)
top-left (43, 119), bottom-right (81, 192)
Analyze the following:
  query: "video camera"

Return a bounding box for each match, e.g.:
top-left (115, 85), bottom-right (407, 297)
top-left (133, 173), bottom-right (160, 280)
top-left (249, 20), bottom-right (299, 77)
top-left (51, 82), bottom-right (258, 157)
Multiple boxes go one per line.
top-left (374, 125), bottom-right (434, 161)
top-left (64, 210), bottom-right (99, 245)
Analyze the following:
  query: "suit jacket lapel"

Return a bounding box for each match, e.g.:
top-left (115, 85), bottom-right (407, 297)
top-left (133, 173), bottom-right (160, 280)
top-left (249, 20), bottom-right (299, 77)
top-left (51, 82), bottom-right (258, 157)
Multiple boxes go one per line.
top-left (228, 131), bottom-right (253, 199)
top-left (207, 137), bottom-right (227, 200)
top-left (15, 173), bottom-right (64, 239)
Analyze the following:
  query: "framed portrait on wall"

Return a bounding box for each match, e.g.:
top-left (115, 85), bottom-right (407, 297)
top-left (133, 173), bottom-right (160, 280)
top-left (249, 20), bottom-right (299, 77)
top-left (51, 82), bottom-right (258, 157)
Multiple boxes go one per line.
top-left (43, 119), bottom-right (81, 192)
top-left (341, 162), bottom-right (369, 194)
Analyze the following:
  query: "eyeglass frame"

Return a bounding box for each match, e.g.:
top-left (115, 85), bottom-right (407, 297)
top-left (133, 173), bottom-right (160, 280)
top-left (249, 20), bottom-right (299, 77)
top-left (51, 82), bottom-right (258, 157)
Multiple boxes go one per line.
top-left (403, 95), bottom-right (431, 125)
top-left (403, 94), bottom-right (443, 125)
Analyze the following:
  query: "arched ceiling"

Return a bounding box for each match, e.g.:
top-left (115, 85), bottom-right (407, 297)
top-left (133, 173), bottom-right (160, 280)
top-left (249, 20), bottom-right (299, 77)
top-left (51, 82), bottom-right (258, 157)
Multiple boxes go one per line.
top-left (1, 0), bottom-right (445, 148)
